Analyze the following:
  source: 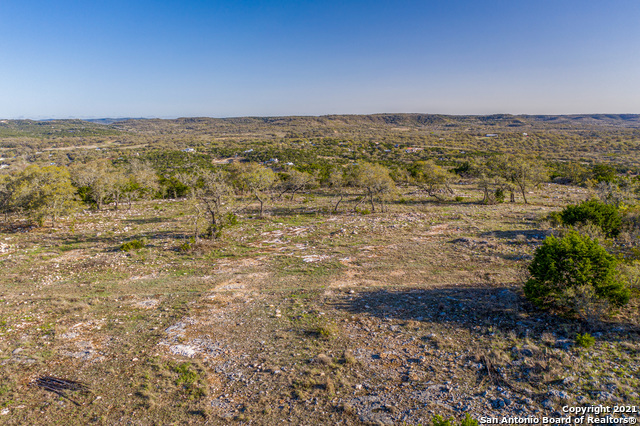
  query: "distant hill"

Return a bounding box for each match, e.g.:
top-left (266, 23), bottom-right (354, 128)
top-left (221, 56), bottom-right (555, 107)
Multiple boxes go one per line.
top-left (83, 118), bottom-right (147, 125)
top-left (2, 113), bottom-right (640, 144)
top-left (119, 113), bottom-right (640, 131)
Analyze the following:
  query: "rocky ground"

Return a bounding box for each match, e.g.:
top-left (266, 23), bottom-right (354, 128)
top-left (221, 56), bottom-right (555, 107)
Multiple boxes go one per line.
top-left (0, 184), bottom-right (638, 425)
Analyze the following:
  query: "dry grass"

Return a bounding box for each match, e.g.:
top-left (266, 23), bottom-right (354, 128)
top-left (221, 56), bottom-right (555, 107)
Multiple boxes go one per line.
top-left (0, 183), bottom-right (637, 424)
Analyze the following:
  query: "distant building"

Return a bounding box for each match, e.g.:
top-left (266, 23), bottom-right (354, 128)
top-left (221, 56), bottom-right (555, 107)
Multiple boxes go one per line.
top-left (405, 147), bottom-right (423, 153)
top-left (485, 134), bottom-right (498, 137)
top-left (183, 148), bottom-right (195, 153)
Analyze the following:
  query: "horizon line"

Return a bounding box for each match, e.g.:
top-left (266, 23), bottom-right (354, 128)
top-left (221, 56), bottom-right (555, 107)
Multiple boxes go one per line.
top-left (3, 111), bottom-right (640, 122)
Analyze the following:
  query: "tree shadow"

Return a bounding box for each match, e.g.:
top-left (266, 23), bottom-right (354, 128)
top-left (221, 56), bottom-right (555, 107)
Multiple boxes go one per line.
top-left (124, 217), bottom-right (174, 225)
top-left (480, 229), bottom-right (550, 241)
top-left (69, 230), bottom-right (195, 251)
top-left (333, 286), bottom-right (639, 342)
top-left (267, 207), bottom-right (328, 217)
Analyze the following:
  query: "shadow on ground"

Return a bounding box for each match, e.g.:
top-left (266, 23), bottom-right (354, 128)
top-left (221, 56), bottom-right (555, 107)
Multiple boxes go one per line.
top-left (333, 285), bottom-right (640, 342)
top-left (480, 229), bottom-right (550, 241)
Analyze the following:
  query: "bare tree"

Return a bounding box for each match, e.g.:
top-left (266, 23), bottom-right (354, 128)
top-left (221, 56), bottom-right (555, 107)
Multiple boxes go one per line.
top-left (277, 169), bottom-right (317, 202)
top-left (327, 168), bottom-right (347, 212)
top-left (195, 170), bottom-right (233, 239)
top-left (235, 163), bottom-right (277, 217)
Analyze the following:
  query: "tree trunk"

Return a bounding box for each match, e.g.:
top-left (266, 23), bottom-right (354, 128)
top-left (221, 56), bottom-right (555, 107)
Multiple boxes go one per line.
top-left (333, 194), bottom-right (344, 212)
top-left (209, 210), bottom-right (218, 239)
top-left (520, 185), bottom-right (528, 204)
top-left (256, 194), bottom-right (265, 217)
top-left (510, 191), bottom-right (515, 203)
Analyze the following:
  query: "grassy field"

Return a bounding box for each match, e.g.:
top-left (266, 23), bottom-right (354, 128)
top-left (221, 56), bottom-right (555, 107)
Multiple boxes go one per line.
top-left (0, 181), bottom-right (638, 425)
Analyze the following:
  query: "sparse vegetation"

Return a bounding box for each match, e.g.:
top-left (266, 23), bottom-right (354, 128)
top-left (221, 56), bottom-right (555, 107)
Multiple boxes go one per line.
top-left (0, 115), bottom-right (638, 424)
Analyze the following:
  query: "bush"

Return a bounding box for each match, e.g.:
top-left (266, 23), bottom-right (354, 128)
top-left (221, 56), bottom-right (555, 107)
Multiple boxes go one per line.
top-left (524, 231), bottom-right (629, 319)
top-left (225, 212), bottom-right (239, 226)
top-left (576, 333), bottom-right (595, 348)
top-left (494, 188), bottom-right (505, 203)
top-left (546, 211), bottom-right (563, 227)
top-left (591, 164), bottom-right (617, 183)
top-left (120, 238), bottom-right (147, 252)
top-left (432, 413), bottom-right (478, 426)
top-left (560, 199), bottom-right (621, 238)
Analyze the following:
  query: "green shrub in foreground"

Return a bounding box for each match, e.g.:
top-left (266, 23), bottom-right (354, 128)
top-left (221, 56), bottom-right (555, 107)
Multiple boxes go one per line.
top-left (524, 231), bottom-right (629, 317)
top-left (560, 199), bottom-right (621, 238)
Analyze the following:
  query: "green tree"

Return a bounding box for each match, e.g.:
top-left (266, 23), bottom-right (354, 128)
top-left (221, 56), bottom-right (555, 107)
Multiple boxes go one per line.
top-left (413, 160), bottom-right (455, 200)
top-left (11, 165), bottom-right (77, 226)
top-left (276, 169), bottom-right (317, 202)
top-left (0, 174), bottom-right (16, 221)
top-left (487, 155), bottom-right (547, 204)
top-left (349, 162), bottom-right (395, 212)
top-left (468, 160), bottom-right (497, 204)
top-left (524, 231), bottom-right (629, 320)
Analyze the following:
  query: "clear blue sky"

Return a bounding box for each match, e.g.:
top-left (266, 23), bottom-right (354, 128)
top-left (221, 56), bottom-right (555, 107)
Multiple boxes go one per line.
top-left (1, 0), bottom-right (639, 118)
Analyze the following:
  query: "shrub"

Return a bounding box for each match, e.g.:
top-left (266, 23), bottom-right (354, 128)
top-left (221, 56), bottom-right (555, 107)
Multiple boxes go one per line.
top-left (432, 413), bottom-right (478, 426)
top-left (576, 333), bottom-right (595, 348)
top-left (494, 188), bottom-right (505, 203)
top-left (591, 164), bottom-right (617, 183)
top-left (546, 211), bottom-right (563, 227)
top-left (560, 199), bottom-right (621, 238)
top-left (225, 212), bottom-right (239, 226)
top-left (524, 231), bottom-right (629, 319)
top-left (120, 238), bottom-right (147, 252)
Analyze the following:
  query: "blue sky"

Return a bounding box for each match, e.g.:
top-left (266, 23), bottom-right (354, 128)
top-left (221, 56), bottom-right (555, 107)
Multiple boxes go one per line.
top-left (1, 0), bottom-right (639, 118)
